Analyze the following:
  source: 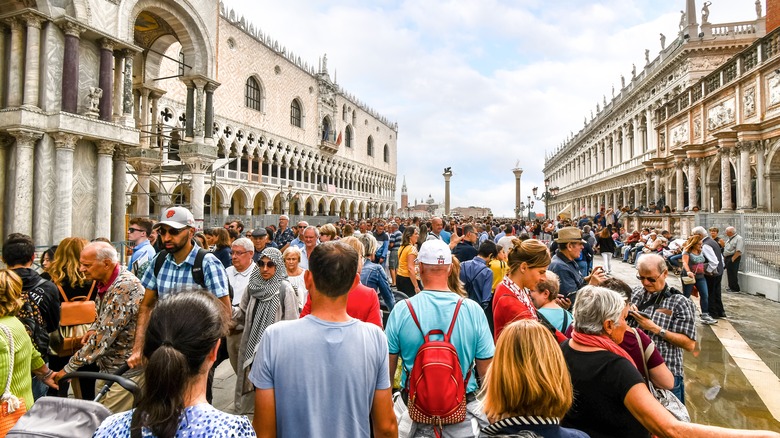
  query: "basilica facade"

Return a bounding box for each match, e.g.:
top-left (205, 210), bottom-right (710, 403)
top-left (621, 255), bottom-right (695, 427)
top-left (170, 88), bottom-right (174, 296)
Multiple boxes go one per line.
top-left (0, 0), bottom-right (398, 246)
top-left (544, 1), bottom-right (780, 219)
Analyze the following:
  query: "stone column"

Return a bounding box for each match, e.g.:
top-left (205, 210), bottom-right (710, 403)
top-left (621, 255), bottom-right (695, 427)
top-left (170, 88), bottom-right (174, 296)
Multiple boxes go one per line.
top-left (205, 84), bottom-right (216, 143)
top-left (645, 172), bottom-right (652, 206)
top-left (22, 14), bottom-right (43, 108)
top-left (10, 130), bottom-right (43, 234)
top-left (0, 24), bottom-right (6, 106)
top-left (139, 89), bottom-right (150, 142)
top-left (0, 135), bottom-right (11, 243)
top-left (184, 82), bottom-right (195, 138)
top-left (512, 167), bottom-right (523, 218)
top-left (633, 186), bottom-right (641, 208)
top-left (675, 161), bottom-right (685, 211)
top-left (738, 142), bottom-right (753, 211)
top-left (6, 18), bottom-right (24, 107)
top-left (699, 159), bottom-right (709, 211)
top-left (720, 148), bottom-right (733, 211)
top-left (111, 145), bottom-right (128, 242)
top-left (113, 52), bottom-right (124, 119)
top-left (184, 158), bottom-right (211, 225)
top-left (687, 159), bottom-right (699, 209)
top-left (52, 134), bottom-right (80, 243)
top-left (95, 142), bottom-right (114, 238)
top-left (756, 141), bottom-right (767, 211)
top-left (60, 22), bottom-right (84, 113)
top-left (653, 170), bottom-right (661, 205)
top-left (443, 168), bottom-right (453, 216)
top-left (98, 40), bottom-right (114, 121)
top-left (122, 51), bottom-right (134, 121)
top-left (132, 161), bottom-right (154, 216)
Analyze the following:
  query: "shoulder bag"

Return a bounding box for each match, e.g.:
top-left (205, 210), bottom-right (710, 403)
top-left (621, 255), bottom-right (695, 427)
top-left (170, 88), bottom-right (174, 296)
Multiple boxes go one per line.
top-left (0, 324), bottom-right (27, 435)
top-left (50, 282), bottom-right (97, 357)
top-left (633, 329), bottom-right (690, 422)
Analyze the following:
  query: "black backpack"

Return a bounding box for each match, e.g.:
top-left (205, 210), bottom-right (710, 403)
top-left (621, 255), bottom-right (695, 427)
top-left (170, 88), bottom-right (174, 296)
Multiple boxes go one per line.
top-left (153, 248), bottom-right (234, 300)
top-left (19, 278), bottom-right (50, 360)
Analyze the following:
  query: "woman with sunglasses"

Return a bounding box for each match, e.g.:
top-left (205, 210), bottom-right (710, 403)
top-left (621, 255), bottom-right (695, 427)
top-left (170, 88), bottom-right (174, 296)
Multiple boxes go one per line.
top-left (231, 247), bottom-right (298, 414)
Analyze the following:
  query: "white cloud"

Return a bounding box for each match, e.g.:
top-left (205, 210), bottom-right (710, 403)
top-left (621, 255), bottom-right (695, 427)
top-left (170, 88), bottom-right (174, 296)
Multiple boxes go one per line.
top-left (222, 0), bottom-right (760, 216)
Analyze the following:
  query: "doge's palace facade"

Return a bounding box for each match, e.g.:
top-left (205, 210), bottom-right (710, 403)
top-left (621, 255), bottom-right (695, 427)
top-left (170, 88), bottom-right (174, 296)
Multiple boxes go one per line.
top-left (0, 0), bottom-right (397, 246)
top-left (543, 1), bottom-right (780, 219)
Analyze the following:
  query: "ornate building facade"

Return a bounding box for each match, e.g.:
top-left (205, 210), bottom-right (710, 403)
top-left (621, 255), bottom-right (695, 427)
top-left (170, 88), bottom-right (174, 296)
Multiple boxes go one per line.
top-left (543, 1), bottom-right (780, 220)
top-left (0, 0), bottom-right (398, 246)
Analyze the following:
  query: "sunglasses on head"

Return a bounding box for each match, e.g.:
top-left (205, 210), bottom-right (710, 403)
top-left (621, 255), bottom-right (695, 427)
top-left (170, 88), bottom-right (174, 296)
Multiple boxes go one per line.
top-left (257, 260), bottom-right (277, 269)
top-left (157, 227), bottom-right (187, 237)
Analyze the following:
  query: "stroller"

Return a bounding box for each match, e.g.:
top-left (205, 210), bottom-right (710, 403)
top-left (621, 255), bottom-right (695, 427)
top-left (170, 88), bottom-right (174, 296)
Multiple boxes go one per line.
top-left (7, 364), bottom-right (140, 437)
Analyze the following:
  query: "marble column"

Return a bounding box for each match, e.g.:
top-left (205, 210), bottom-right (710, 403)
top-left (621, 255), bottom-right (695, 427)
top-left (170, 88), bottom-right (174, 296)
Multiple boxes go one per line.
top-left (687, 159), bottom-right (699, 209)
top-left (756, 142), bottom-right (767, 211)
top-left (634, 186), bottom-right (641, 208)
top-left (653, 171), bottom-right (661, 205)
top-left (699, 159), bottom-right (709, 211)
top-left (205, 84), bottom-right (216, 143)
top-left (52, 134), bottom-right (80, 243)
top-left (0, 136), bottom-right (10, 243)
top-left (122, 51), bottom-right (134, 120)
top-left (184, 82), bottom-right (195, 138)
top-left (0, 24), bottom-right (6, 106)
top-left (645, 172), bottom-right (652, 206)
top-left (720, 148), bottom-right (733, 211)
top-left (7, 18), bottom-right (24, 107)
top-left (220, 203), bottom-right (230, 217)
top-left (512, 168), bottom-right (522, 218)
top-left (675, 162), bottom-right (685, 211)
top-left (22, 14), bottom-right (43, 108)
top-left (192, 79), bottom-right (207, 142)
top-left (98, 40), bottom-right (114, 121)
top-left (95, 142), bottom-right (114, 238)
top-left (60, 22), bottom-right (84, 113)
top-left (10, 130), bottom-right (43, 234)
top-left (113, 52), bottom-right (124, 119)
top-left (738, 143), bottom-right (753, 210)
top-left (186, 158), bottom-right (210, 224)
top-left (111, 145), bottom-right (128, 242)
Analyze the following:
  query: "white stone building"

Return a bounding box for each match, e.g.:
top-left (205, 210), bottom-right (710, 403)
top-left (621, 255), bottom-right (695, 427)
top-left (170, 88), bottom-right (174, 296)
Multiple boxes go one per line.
top-left (543, 1), bottom-right (780, 219)
top-left (0, 0), bottom-right (398, 246)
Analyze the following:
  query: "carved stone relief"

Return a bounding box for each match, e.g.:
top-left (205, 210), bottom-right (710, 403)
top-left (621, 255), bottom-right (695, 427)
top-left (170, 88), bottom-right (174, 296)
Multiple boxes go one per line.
top-left (707, 98), bottom-right (735, 130)
top-left (72, 140), bottom-right (97, 238)
top-left (670, 122), bottom-right (688, 148)
top-left (77, 43), bottom-right (100, 115)
top-left (689, 55), bottom-right (728, 71)
top-left (744, 87), bottom-right (756, 117)
top-left (768, 74), bottom-right (780, 107)
top-left (693, 116), bottom-right (702, 139)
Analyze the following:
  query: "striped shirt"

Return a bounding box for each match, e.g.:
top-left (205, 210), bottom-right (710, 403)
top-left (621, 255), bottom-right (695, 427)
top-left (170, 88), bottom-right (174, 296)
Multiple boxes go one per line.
top-left (140, 245), bottom-right (230, 300)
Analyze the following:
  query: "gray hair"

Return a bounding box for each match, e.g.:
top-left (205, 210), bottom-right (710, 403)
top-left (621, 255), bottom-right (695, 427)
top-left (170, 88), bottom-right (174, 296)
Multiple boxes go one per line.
top-left (725, 226), bottom-right (736, 234)
top-left (283, 245), bottom-right (302, 261)
top-left (304, 225), bottom-right (320, 239)
top-left (636, 253), bottom-right (667, 275)
top-left (89, 242), bottom-right (119, 263)
top-left (573, 286), bottom-right (626, 335)
top-left (691, 226), bottom-right (708, 238)
top-left (232, 237), bottom-right (253, 252)
top-left (583, 225), bottom-right (591, 233)
top-left (357, 233), bottom-right (378, 257)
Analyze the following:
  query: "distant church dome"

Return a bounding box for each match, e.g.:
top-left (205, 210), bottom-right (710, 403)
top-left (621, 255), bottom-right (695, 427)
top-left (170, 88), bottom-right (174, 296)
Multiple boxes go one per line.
top-left (426, 194), bottom-right (435, 204)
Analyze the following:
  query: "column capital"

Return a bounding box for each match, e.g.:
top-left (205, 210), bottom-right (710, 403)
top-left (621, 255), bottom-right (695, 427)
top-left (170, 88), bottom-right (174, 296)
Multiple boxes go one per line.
top-left (184, 158), bottom-right (213, 174)
top-left (113, 144), bottom-right (128, 161)
top-left (53, 133), bottom-right (81, 150)
top-left (97, 140), bottom-right (116, 156)
top-left (8, 129), bottom-right (43, 147)
top-left (21, 13), bottom-right (44, 29)
top-left (59, 20), bottom-right (86, 37)
top-left (4, 17), bottom-right (22, 31)
top-left (100, 38), bottom-right (115, 51)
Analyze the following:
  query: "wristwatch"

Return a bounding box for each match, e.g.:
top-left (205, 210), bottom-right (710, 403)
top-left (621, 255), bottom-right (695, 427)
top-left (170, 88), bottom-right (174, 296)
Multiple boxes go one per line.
top-left (658, 328), bottom-right (667, 338)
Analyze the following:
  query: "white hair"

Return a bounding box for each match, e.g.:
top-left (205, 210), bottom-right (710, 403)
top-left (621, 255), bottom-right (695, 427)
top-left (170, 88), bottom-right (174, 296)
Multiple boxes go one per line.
top-left (691, 226), bottom-right (708, 238)
top-left (357, 233), bottom-right (378, 257)
top-left (232, 237), bottom-right (254, 252)
top-left (89, 242), bottom-right (118, 263)
top-left (573, 286), bottom-right (626, 335)
top-left (283, 245), bottom-right (302, 261)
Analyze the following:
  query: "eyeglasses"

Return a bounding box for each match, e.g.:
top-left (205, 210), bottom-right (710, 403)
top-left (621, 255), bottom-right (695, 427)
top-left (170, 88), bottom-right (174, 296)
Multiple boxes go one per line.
top-left (232, 250), bottom-right (252, 257)
top-left (257, 260), bottom-right (277, 269)
top-left (157, 227), bottom-right (186, 237)
top-left (636, 274), bottom-right (664, 283)
top-left (128, 228), bottom-right (144, 234)
top-left (297, 225), bottom-right (306, 228)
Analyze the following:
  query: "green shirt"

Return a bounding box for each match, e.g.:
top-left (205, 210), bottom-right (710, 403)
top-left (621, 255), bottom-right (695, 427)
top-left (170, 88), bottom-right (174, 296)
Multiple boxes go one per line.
top-left (0, 315), bottom-right (44, 408)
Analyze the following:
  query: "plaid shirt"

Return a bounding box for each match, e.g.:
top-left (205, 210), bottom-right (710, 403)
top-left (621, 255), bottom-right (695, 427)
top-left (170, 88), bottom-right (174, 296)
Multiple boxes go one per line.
top-left (140, 245), bottom-right (229, 300)
top-left (274, 226), bottom-right (295, 248)
top-left (629, 284), bottom-right (697, 377)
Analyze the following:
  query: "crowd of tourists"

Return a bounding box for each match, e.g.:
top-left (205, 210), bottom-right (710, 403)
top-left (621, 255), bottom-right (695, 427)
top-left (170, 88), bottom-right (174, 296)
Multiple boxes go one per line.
top-left (0, 206), bottom-right (770, 438)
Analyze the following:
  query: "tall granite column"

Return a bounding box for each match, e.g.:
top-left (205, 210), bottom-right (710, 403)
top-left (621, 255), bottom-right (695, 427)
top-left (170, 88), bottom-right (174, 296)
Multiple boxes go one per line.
top-left (10, 130), bottom-right (43, 234)
top-left (645, 172), bottom-right (652, 206)
top-left (512, 167), bottom-right (522, 218)
top-left (52, 134), bottom-right (80, 243)
top-left (687, 159), bottom-right (699, 209)
top-left (95, 142), bottom-right (114, 238)
top-left (756, 142), bottom-right (767, 211)
top-left (443, 168), bottom-right (453, 216)
top-left (720, 147), bottom-right (733, 211)
top-left (122, 51), bottom-right (134, 123)
top-left (111, 145), bottom-right (128, 242)
top-left (98, 40), bottom-right (114, 122)
top-left (112, 52), bottom-right (124, 120)
top-left (6, 18), bottom-right (23, 107)
top-left (60, 22), bottom-right (84, 113)
top-left (22, 14), bottom-right (43, 108)
top-left (738, 142), bottom-right (753, 211)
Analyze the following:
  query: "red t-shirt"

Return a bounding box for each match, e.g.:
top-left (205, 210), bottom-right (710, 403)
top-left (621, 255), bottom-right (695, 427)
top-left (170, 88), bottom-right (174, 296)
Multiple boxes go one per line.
top-left (493, 279), bottom-right (567, 344)
top-left (300, 283), bottom-right (383, 328)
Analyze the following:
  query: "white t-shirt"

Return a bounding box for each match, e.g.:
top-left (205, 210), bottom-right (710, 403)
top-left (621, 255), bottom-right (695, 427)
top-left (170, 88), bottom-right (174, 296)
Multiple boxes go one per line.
top-left (286, 271), bottom-right (308, 311)
top-left (226, 263), bottom-right (254, 306)
top-left (497, 235), bottom-right (516, 254)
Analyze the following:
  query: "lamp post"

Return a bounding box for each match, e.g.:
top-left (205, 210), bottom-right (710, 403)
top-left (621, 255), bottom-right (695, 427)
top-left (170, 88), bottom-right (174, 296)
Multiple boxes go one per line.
top-left (368, 197), bottom-right (379, 218)
top-left (533, 178), bottom-right (559, 219)
top-left (527, 196), bottom-right (534, 221)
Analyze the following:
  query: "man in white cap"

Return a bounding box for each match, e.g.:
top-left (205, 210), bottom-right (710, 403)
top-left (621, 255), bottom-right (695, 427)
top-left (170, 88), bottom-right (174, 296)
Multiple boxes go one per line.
top-left (385, 239), bottom-right (495, 436)
top-left (129, 206), bottom-right (231, 370)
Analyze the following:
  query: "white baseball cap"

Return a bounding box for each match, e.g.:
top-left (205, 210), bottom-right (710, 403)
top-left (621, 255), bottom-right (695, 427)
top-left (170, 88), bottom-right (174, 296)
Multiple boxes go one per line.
top-left (417, 240), bottom-right (452, 265)
top-left (156, 206), bottom-right (195, 229)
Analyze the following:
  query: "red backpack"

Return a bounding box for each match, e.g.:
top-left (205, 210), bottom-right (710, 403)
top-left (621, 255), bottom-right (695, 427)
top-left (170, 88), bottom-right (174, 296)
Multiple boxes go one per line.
top-left (405, 298), bottom-right (469, 433)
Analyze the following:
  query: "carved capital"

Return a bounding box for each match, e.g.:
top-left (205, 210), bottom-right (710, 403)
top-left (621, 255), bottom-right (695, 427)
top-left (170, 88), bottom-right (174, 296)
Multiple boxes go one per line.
top-left (97, 141), bottom-right (115, 156)
top-left (113, 144), bottom-right (128, 161)
top-left (60, 20), bottom-right (85, 37)
top-left (9, 130), bottom-right (43, 148)
top-left (184, 158), bottom-right (212, 174)
top-left (729, 147), bottom-right (740, 158)
top-left (53, 133), bottom-right (81, 151)
top-left (21, 13), bottom-right (43, 29)
top-left (5, 17), bottom-right (22, 31)
top-left (100, 38), bottom-right (115, 51)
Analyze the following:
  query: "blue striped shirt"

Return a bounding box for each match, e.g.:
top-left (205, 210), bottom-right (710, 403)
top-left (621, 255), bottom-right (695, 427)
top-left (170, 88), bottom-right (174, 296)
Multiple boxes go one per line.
top-left (140, 245), bottom-right (230, 300)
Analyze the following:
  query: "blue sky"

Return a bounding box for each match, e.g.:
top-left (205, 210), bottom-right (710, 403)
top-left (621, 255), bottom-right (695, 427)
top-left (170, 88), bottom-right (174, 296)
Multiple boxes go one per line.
top-left (222, 0), bottom-right (758, 217)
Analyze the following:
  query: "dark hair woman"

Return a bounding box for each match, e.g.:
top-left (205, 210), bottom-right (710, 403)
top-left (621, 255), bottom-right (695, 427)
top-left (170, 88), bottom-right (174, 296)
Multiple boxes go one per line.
top-left (93, 292), bottom-right (255, 438)
top-left (39, 246), bottom-right (57, 280)
top-left (395, 226), bottom-right (422, 296)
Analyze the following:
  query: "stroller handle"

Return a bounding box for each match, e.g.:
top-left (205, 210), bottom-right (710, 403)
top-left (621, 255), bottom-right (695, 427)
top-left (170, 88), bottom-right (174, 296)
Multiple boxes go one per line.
top-left (60, 363), bottom-right (140, 403)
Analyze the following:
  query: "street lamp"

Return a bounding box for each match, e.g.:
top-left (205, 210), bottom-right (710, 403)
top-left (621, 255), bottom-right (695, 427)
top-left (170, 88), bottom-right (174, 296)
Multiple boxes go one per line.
top-left (518, 198), bottom-right (534, 221)
top-left (368, 197), bottom-right (379, 218)
top-left (533, 178), bottom-right (559, 219)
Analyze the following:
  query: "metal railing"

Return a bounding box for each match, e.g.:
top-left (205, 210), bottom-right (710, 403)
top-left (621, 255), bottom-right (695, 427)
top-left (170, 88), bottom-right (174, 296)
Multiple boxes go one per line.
top-left (697, 213), bottom-right (780, 279)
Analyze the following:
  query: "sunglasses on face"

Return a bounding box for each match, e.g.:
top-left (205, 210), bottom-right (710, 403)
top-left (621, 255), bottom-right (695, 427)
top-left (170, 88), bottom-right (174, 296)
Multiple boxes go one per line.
top-left (636, 274), bottom-right (663, 283)
top-left (128, 228), bottom-right (144, 234)
top-left (157, 227), bottom-right (186, 237)
top-left (257, 260), bottom-right (277, 269)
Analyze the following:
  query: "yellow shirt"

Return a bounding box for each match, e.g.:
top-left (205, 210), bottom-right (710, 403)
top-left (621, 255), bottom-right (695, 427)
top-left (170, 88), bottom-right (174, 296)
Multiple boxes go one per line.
top-left (397, 245), bottom-right (418, 278)
top-left (489, 260), bottom-right (508, 292)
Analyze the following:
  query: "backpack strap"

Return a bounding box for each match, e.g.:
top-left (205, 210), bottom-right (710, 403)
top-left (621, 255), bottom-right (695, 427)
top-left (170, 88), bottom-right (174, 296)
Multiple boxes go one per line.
top-left (444, 299), bottom-right (464, 342)
top-left (405, 299), bottom-right (424, 335)
top-left (57, 284), bottom-right (69, 302)
top-left (153, 250), bottom-right (168, 279)
top-left (85, 281), bottom-right (96, 301)
top-left (191, 248), bottom-right (209, 289)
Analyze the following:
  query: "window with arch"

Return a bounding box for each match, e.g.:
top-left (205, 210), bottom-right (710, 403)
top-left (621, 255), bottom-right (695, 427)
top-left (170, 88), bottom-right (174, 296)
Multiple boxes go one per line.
top-left (342, 104), bottom-right (347, 121)
top-left (345, 125), bottom-right (353, 148)
top-left (383, 144), bottom-right (389, 163)
top-left (367, 136), bottom-right (374, 157)
top-left (245, 77), bottom-right (263, 111)
top-left (178, 50), bottom-right (185, 76)
top-left (290, 99), bottom-right (302, 127)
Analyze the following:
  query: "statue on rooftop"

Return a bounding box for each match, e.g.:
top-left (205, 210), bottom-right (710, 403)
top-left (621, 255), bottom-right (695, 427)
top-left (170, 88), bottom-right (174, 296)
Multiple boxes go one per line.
top-left (702, 1), bottom-right (711, 24)
top-left (632, 63), bottom-right (637, 77)
top-left (660, 33), bottom-right (666, 50)
top-left (678, 10), bottom-right (686, 32)
top-left (756, 0), bottom-right (763, 19)
top-left (645, 49), bottom-right (650, 64)
top-left (621, 75), bottom-right (625, 88)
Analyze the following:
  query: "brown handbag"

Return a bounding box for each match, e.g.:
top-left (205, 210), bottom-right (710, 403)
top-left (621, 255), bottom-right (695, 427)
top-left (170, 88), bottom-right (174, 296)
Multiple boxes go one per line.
top-left (50, 282), bottom-right (97, 357)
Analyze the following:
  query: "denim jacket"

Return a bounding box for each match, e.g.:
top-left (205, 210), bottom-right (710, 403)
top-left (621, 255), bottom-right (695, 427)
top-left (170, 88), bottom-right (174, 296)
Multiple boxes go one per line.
top-left (360, 258), bottom-right (395, 310)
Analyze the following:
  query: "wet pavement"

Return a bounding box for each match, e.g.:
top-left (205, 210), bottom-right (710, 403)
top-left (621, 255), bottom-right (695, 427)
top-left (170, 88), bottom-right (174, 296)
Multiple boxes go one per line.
top-left (211, 258), bottom-right (780, 432)
top-left (600, 256), bottom-right (780, 431)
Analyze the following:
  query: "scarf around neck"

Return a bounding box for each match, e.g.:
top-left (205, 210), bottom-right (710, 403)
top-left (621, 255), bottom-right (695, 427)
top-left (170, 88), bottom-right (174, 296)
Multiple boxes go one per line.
top-left (572, 329), bottom-right (637, 368)
top-left (243, 247), bottom-right (287, 369)
top-left (501, 276), bottom-right (538, 319)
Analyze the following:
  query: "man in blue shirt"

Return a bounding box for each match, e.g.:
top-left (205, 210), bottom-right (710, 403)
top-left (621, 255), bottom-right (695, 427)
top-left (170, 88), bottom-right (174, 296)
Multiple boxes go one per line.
top-left (386, 240), bottom-right (494, 436)
top-left (251, 242), bottom-right (397, 438)
top-left (452, 224), bottom-right (479, 262)
top-left (127, 217), bottom-right (156, 276)
top-left (460, 240), bottom-right (497, 308)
